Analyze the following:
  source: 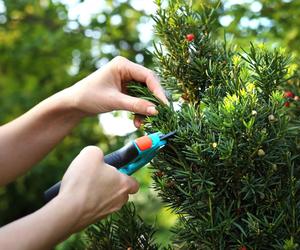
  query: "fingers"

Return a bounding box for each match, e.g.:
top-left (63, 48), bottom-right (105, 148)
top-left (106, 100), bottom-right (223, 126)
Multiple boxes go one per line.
top-left (77, 146), bottom-right (104, 167)
top-left (113, 56), bottom-right (169, 104)
top-left (133, 114), bottom-right (145, 128)
top-left (130, 64), bottom-right (168, 104)
top-left (80, 147), bottom-right (139, 195)
top-left (122, 175), bottom-right (139, 194)
top-left (79, 145), bottom-right (103, 159)
top-left (117, 93), bottom-right (158, 116)
top-left (60, 144), bottom-right (141, 231)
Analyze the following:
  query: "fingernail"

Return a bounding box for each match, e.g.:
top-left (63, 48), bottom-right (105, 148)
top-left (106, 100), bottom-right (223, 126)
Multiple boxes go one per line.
top-left (163, 96), bottom-right (170, 106)
top-left (147, 106), bottom-right (158, 115)
top-left (159, 92), bottom-right (169, 105)
top-left (164, 90), bottom-right (171, 106)
top-left (154, 88), bottom-right (169, 106)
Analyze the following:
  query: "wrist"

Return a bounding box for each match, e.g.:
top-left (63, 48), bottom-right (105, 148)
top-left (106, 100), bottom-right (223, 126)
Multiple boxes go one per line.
top-left (47, 194), bottom-right (82, 235)
top-left (49, 87), bottom-right (87, 122)
top-left (0, 194), bottom-right (83, 250)
top-left (54, 192), bottom-right (86, 233)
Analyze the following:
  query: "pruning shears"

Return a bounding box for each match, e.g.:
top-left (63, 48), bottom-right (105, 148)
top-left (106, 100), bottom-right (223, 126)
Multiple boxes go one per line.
top-left (44, 131), bottom-right (176, 202)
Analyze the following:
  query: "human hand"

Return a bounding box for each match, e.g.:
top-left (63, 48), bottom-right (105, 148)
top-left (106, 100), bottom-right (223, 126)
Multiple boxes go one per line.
top-left (57, 146), bottom-right (139, 232)
top-left (65, 56), bottom-right (168, 127)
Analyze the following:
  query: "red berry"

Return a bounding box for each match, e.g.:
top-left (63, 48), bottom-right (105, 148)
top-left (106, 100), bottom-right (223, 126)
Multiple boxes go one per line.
top-left (155, 171), bottom-right (164, 178)
top-left (284, 101), bottom-right (290, 107)
top-left (284, 91), bottom-right (295, 98)
top-left (239, 246), bottom-right (247, 250)
top-left (186, 33), bottom-right (195, 42)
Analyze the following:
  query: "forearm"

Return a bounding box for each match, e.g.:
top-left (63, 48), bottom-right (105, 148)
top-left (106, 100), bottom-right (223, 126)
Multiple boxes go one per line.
top-left (0, 196), bottom-right (78, 250)
top-left (0, 88), bottom-right (84, 185)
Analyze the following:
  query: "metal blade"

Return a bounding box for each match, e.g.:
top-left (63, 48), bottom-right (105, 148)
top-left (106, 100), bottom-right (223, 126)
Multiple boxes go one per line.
top-left (159, 130), bottom-right (176, 141)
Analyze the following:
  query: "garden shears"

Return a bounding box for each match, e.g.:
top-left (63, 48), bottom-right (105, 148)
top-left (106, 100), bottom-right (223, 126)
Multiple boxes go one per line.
top-left (44, 131), bottom-right (176, 202)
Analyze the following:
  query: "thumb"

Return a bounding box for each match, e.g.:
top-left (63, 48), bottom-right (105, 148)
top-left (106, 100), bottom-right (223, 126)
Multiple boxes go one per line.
top-left (125, 176), bottom-right (140, 194)
top-left (116, 93), bottom-right (158, 116)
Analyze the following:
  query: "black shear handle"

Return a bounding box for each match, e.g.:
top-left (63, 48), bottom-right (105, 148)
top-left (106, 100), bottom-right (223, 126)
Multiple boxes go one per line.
top-left (44, 142), bottom-right (139, 203)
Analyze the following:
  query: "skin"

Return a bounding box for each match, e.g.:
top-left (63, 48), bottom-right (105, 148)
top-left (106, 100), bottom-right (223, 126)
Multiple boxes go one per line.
top-left (0, 56), bottom-right (167, 250)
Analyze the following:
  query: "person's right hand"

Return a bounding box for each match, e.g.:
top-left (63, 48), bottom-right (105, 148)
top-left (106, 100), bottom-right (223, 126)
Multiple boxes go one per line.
top-left (57, 146), bottom-right (139, 232)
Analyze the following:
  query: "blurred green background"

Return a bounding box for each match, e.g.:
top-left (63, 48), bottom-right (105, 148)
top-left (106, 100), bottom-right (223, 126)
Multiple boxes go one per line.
top-left (1, 0), bottom-right (300, 248)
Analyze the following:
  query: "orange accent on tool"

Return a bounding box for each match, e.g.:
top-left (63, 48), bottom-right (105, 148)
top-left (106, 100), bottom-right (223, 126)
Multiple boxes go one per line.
top-left (135, 136), bottom-right (152, 151)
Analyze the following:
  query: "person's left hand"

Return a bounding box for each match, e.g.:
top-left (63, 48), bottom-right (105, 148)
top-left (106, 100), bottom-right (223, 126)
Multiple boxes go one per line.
top-left (64, 56), bottom-right (168, 127)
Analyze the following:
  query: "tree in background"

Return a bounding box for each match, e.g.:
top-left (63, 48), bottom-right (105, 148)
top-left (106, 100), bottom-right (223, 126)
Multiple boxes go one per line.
top-left (0, 1), bottom-right (153, 249)
top-left (219, 0), bottom-right (300, 56)
top-left (85, 203), bottom-right (160, 250)
top-left (2, 0), bottom-right (300, 249)
top-left (86, 0), bottom-right (300, 248)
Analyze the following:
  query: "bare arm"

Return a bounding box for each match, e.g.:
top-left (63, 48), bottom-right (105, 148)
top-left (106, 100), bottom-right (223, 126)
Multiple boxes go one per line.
top-left (0, 56), bottom-right (167, 186)
top-left (0, 56), bottom-right (167, 248)
top-left (0, 90), bottom-right (83, 185)
top-left (0, 195), bottom-right (77, 250)
top-left (0, 146), bottom-right (139, 249)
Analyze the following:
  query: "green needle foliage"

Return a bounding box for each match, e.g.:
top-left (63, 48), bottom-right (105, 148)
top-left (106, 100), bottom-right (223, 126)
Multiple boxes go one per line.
top-left (86, 1), bottom-right (300, 249)
top-left (84, 203), bottom-right (160, 250)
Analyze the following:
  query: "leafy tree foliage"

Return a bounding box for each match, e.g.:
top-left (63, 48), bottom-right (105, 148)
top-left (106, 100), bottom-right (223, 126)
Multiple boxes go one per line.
top-left (0, 0), bottom-right (152, 236)
top-left (85, 203), bottom-right (161, 250)
top-left (3, 0), bottom-right (300, 249)
top-left (217, 0), bottom-right (300, 56)
top-left (88, 1), bottom-right (300, 248)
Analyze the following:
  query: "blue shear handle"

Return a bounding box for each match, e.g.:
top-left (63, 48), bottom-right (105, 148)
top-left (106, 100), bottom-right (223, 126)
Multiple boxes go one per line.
top-left (44, 141), bottom-right (140, 202)
top-left (104, 142), bottom-right (139, 169)
top-left (119, 150), bottom-right (157, 175)
top-left (44, 132), bottom-right (167, 203)
top-left (118, 132), bottom-right (167, 175)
